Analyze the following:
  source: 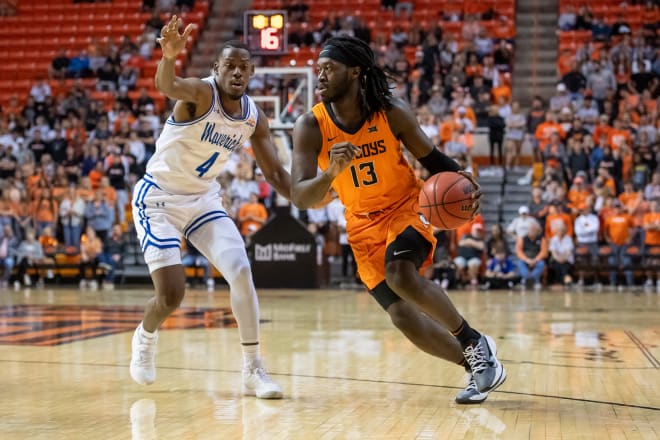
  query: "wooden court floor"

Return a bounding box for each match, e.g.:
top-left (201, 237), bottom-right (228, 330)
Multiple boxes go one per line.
top-left (0, 285), bottom-right (658, 440)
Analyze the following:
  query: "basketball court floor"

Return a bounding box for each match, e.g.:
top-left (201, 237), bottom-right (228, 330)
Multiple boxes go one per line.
top-left (0, 285), bottom-right (658, 439)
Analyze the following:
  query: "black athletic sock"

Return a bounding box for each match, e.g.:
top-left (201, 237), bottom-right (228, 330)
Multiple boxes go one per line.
top-left (451, 318), bottom-right (482, 349)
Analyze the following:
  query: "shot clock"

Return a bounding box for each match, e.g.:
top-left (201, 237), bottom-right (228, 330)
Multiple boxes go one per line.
top-left (244, 10), bottom-right (288, 55)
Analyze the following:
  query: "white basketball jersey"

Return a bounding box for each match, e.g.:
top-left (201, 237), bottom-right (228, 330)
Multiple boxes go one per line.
top-left (146, 76), bottom-right (259, 195)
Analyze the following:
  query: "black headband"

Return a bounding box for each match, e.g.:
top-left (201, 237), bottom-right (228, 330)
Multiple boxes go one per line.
top-left (319, 44), bottom-right (356, 67)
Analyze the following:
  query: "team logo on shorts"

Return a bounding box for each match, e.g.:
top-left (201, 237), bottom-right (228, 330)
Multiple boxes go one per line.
top-left (419, 213), bottom-right (430, 226)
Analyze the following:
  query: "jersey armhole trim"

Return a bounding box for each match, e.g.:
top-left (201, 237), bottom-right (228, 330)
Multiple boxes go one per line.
top-left (166, 81), bottom-right (216, 126)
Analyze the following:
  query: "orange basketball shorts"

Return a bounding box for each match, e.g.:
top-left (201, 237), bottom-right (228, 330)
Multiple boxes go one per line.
top-left (346, 194), bottom-right (437, 291)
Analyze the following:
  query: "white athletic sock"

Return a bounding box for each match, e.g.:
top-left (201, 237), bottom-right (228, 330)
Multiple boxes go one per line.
top-left (139, 322), bottom-right (157, 338)
top-left (242, 343), bottom-right (260, 367)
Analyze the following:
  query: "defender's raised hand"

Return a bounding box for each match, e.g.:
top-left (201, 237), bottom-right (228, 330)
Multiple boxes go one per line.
top-left (157, 15), bottom-right (195, 60)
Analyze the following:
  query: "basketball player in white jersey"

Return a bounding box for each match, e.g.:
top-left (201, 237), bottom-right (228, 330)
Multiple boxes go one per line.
top-left (129, 16), bottom-right (290, 399)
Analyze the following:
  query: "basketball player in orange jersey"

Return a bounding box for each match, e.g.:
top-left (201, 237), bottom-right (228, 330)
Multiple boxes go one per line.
top-left (291, 36), bottom-right (506, 404)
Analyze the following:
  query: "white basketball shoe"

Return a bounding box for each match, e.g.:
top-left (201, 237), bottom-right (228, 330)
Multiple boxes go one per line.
top-left (130, 324), bottom-right (158, 385)
top-left (242, 360), bottom-right (283, 399)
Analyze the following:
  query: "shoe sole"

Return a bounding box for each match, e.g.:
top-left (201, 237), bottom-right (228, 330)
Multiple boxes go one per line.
top-left (130, 364), bottom-right (155, 385)
top-left (455, 392), bottom-right (488, 405)
top-left (242, 386), bottom-right (283, 399)
top-left (477, 335), bottom-right (507, 394)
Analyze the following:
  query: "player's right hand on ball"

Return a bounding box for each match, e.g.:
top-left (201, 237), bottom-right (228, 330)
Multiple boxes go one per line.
top-left (326, 142), bottom-right (360, 178)
top-left (158, 15), bottom-right (195, 60)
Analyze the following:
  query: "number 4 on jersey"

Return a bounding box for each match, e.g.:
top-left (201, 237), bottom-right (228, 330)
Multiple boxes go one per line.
top-left (196, 152), bottom-right (219, 177)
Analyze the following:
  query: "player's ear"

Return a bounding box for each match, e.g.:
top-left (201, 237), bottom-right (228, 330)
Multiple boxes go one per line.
top-left (352, 66), bottom-right (361, 80)
top-left (212, 61), bottom-right (219, 74)
top-left (250, 63), bottom-right (255, 77)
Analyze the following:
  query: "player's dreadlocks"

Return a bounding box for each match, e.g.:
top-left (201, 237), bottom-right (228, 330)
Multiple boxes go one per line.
top-left (320, 36), bottom-right (393, 121)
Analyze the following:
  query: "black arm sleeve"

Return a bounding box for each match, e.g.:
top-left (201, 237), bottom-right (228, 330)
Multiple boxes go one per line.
top-left (417, 148), bottom-right (461, 174)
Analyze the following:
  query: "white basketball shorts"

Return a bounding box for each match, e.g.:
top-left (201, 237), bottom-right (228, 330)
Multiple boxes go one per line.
top-left (132, 174), bottom-right (237, 272)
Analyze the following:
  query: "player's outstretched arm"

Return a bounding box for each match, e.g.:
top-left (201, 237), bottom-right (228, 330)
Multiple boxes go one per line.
top-left (291, 113), bottom-right (358, 209)
top-left (155, 15), bottom-right (207, 104)
top-left (251, 107), bottom-right (291, 200)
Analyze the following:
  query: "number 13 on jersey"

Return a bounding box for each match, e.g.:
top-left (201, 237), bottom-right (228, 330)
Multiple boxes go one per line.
top-left (350, 161), bottom-right (378, 187)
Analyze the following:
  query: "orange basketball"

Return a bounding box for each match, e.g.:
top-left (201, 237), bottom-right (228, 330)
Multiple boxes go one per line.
top-left (418, 172), bottom-right (478, 230)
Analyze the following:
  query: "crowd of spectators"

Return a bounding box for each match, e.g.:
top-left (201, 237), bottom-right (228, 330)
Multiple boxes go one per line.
top-left (421, 1), bottom-right (660, 292)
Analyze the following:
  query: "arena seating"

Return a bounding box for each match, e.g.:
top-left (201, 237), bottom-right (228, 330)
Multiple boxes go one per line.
top-left (557, 0), bottom-right (660, 74)
top-left (0, 0), bottom-right (209, 109)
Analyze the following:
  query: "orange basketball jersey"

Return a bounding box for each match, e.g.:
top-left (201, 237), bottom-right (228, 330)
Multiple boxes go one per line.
top-left (312, 103), bottom-right (419, 214)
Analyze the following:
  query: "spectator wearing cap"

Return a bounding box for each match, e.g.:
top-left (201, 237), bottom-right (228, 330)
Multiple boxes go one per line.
top-left (454, 106), bottom-right (475, 133)
top-left (515, 221), bottom-right (548, 290)
top-left (454, 223), bottom-right (485, 288)
top-left (604, 200), bottom-right (635, 289)
top-left (550, 83), bottom-right (571, 112)
top-left (506, 206), bottom-right (538, 240)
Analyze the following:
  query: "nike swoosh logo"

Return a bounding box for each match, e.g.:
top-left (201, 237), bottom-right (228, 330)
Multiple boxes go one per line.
top-left (393, 249), bottom-right (412, 256)
top-left (327, 135), bottom-right (339, 142)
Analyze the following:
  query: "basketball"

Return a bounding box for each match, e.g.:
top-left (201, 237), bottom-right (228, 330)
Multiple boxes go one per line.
top-left (418, 172), bottom-right (478, 230)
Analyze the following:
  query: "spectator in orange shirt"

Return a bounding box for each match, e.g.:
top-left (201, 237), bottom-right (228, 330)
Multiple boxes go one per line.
top-left (618, 180), bottom-right (647, 226)
top-left (438, 113), bottom-right (455, 147)
top-left (454, 213), bottom-right (485, 247)
top-left (545, 201), bottom-right (574, 239)
top-left (607, 119), bottom-right (632, 150)
top-left (238, 192), bottom-right (268, 237)
top-left (88, 161), bottom-right (105, 189)
top-left (596, 167), bottom-right (617, 197)
top-left (491, 81), bottom-right (512, 106)
top-left (592, 114), bottom-right (612, 145)
top-left (98, 176), bottom-right (117, 206)
top-left (31, 188), bottom-right (58, 235)
top-left (567, 176), bottom-right (591, 213)
top-left (534, 112), bottom-right (565, 152)
top-left (642, 200), bottom-right (660, 290)
top-left (79, 225), bottom-right (104, 290)
top-left (604, 200), bottom-right (635, 288)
